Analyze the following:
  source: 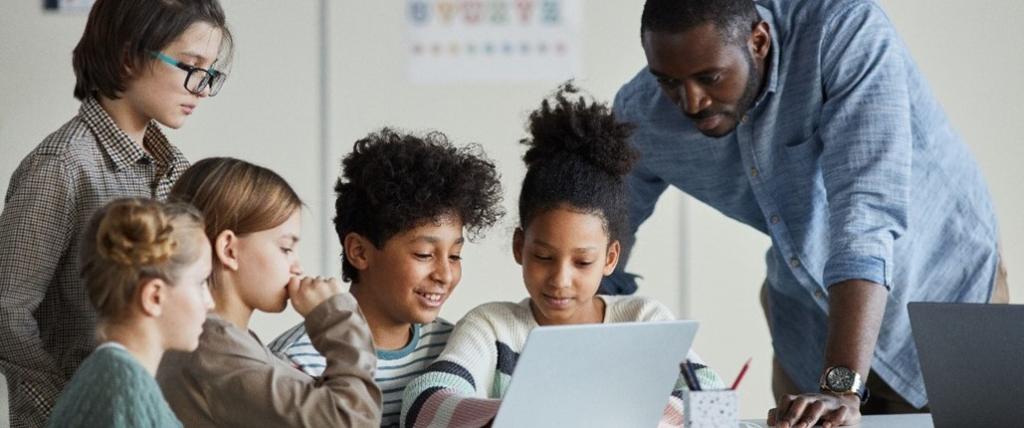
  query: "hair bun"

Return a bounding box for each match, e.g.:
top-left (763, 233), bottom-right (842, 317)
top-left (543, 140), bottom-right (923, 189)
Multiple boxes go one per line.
top-left (521, 81), bottom-right (638, 177)
top-left (95, 200), bottom-right (176, 267)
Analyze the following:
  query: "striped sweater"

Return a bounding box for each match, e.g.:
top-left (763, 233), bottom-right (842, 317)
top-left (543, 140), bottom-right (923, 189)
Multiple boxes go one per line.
top-left (270, 319), bottom-right (454, 428)
top-left (400, 295), bottom-right (723, 428)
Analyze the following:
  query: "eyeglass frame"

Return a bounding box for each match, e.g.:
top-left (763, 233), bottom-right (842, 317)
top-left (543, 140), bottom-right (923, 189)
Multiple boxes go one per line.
top-left (149, 51), bottom-right (227, 97)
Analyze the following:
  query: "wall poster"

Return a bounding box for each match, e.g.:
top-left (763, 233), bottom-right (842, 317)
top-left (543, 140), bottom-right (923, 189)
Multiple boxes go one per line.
top-left (406, 0), bottom-right (582, 83)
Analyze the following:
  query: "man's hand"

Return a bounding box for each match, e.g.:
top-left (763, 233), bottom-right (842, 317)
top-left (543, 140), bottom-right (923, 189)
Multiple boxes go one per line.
top-left (767, 392), bottom-right (861, 428)
top-left (764, 279), bottom-right (884, 427)
top-left (288, 275), bottom-right (343, 316)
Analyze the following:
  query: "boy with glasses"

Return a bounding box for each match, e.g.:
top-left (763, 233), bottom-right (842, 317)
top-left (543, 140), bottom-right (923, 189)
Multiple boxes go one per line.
top-left (0, 1), bottom-right (233, 426)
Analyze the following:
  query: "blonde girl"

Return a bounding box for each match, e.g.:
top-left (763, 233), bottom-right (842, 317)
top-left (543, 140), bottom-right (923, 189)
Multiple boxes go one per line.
top-left (48, 197), bottom-right (213, 428)
top-left (157, 157), bottom-right (382, 427)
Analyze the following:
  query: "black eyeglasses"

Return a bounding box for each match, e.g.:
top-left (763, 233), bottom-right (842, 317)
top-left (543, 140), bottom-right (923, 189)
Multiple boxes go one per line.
top-left (150, 51), bottom-right (227, 97)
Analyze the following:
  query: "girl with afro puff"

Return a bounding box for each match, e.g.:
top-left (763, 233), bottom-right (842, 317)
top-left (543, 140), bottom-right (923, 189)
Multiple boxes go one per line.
top-left (400, 83), bottom-right (723, 428)
top-left (270, 129), bottom-right (504, 428)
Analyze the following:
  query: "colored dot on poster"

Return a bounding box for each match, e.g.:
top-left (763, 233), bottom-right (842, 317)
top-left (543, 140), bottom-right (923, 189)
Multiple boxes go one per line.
top-left (502, 42), bottom-right (513, 54)
top-left (409, 2), bottom-right (430, 24)
top-left (537, 43), bottom-right (548, 54)
top-left (556, 43), bottom-right (566, 55)
top-left (485, 43), bottom-right (495, 54)
top-left (412, 44), bottom-right (423, 55)
top-left (432, 43), bottom-right (442, 55)
top-left (449, 42), bottom-right (460, 55)
top-left (520, 42), bottom-right (530, 54)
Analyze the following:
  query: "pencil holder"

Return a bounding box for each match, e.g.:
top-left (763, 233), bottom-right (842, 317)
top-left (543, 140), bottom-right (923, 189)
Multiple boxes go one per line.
top-left (683, 389), bottom-right (739, 428)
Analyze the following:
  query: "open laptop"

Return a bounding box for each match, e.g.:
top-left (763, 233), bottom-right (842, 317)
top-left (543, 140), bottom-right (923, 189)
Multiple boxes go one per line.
top-left (492, 320), bottom-right (698, 428)
top-left (908, 302), bottom-right (1024, 428)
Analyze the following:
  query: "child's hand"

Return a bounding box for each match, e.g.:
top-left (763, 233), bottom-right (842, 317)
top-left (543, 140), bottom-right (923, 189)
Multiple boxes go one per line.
top-left (288, 275), bottom-right (344, 316)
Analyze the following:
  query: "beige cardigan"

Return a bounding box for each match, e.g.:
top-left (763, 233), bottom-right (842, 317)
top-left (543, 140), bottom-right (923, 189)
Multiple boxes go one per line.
top-left (157, 293), bottom-right (382, 427)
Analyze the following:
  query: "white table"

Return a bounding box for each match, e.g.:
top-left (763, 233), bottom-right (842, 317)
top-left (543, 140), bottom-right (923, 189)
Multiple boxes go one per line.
top-left (742, 413), bottom-right (933, 427)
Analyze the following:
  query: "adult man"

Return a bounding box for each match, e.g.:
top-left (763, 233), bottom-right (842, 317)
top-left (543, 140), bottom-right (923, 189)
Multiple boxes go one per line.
top-left (604, 0), bottom-right (1007, 426)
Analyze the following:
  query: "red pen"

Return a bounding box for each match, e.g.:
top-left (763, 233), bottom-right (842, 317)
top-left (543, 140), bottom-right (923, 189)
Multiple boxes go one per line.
top-left (730, 357), bottom-right (752, 390)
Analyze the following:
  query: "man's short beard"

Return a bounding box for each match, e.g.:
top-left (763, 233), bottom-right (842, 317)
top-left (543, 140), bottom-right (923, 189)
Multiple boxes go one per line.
top-left (734, 48), bottom-right (763, 121)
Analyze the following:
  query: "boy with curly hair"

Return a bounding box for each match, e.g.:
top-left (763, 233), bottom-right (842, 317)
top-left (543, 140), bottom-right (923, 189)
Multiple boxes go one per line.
top-left (270, 128), bottom-right (504, 428)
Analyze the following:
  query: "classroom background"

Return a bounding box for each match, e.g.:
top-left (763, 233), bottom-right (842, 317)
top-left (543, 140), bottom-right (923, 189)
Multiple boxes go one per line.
top-left (2, 0), bottom-right (1022, 419)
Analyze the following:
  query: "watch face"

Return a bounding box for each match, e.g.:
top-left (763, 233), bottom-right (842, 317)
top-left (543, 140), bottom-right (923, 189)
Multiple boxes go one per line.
top-left (826, 366), bottom-right (855, 391)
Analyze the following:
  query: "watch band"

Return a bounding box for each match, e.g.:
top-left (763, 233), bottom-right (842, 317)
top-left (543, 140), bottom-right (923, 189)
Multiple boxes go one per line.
top-left (819, 366), bottom-right (870, 403)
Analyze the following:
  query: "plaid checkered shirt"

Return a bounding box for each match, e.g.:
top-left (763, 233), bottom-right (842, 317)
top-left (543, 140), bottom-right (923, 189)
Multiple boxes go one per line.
top-left (0, 96), bottom-right (189, 428)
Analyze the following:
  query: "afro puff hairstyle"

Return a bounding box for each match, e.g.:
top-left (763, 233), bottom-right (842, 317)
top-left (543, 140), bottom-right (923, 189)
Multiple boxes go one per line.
top-left (335, 128), bottom-right (505, 282)
top-left (518, 82), bottom-right (638, 243)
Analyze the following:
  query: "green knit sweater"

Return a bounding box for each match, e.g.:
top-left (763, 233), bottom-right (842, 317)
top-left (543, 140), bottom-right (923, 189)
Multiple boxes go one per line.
top-left (47, 343), bottom-right (182, 428)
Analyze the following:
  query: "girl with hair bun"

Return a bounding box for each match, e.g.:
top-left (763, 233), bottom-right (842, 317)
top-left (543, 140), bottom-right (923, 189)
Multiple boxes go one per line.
top-left (402, 83), bottom-right (723, 428)
top-left (48, 197), bottom-right (213, 428)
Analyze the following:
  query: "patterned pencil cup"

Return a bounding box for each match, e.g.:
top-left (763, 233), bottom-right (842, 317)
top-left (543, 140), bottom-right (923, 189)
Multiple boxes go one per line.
top-left (683, 389), bottom-right (739, 428)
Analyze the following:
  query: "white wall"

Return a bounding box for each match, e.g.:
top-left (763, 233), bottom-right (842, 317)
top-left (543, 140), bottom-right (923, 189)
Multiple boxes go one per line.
top-left (2, 0), bottom-right (1022, 420)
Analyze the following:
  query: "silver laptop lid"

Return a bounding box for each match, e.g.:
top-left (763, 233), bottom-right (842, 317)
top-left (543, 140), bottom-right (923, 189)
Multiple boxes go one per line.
top-left (909, 302), bottom-right (1024, 428)
top-left (493, 320), bottom-right (698, 428)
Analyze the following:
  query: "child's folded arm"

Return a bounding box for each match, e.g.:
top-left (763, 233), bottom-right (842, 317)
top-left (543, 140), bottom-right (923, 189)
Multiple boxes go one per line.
top-left (200, 293), bottom-right (383, 427)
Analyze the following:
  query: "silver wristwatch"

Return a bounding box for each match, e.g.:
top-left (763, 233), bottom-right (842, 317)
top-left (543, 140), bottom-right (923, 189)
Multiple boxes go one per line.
top-left (819, 366), bottom-right (869, 403)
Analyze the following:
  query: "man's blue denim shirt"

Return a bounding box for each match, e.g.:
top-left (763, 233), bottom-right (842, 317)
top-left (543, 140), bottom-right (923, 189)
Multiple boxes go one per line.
top-left (605, 0), bottom-right (999, 408)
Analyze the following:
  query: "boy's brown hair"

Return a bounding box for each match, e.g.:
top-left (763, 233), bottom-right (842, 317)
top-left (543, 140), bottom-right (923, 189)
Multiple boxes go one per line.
top-left (72, 0), bottom-right (234, 100)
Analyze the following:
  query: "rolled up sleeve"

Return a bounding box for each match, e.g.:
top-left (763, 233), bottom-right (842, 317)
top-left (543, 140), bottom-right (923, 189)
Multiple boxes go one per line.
top-left (818, 3), bottom-right (911, 290)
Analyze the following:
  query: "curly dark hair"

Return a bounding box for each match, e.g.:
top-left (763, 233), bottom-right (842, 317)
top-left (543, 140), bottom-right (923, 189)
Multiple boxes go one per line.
top-left (335, 128), bottom-right (505, 282)
top-left (518, 82), bottom-right (638, 242)
top-left (640, 0), bottom-right (759, 46)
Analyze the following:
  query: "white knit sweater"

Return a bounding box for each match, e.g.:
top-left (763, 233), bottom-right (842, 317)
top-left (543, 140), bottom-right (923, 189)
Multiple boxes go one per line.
top-left (401, 295), bottom-right (723, 428)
